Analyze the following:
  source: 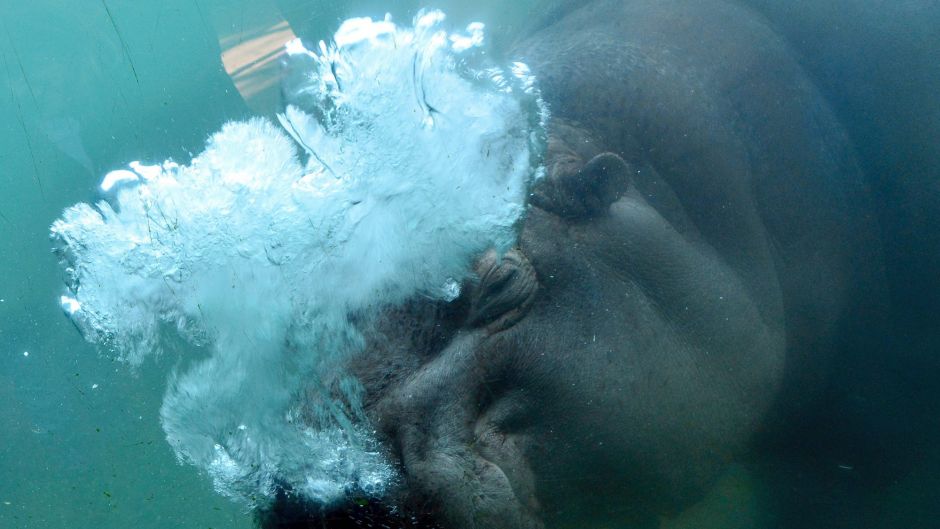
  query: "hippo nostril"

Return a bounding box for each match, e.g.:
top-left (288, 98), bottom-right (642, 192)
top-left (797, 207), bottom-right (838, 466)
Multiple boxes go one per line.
top-left (467, 248), bottom-right (539, 333)
top-left (256, 485), bottom-right (445, 529)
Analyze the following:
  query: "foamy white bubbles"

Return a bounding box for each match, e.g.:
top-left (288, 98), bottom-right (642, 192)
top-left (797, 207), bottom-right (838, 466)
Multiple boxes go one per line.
top-left (50, 10), bottom-right (545, 508)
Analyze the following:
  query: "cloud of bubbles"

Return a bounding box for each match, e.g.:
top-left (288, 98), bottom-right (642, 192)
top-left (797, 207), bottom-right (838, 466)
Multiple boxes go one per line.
top-left (50, 10), bottom-right (546, 507)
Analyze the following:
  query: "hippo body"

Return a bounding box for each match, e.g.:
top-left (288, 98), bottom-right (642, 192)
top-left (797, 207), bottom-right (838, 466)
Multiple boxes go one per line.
top-left (264, 1), bottom-right (932, 528)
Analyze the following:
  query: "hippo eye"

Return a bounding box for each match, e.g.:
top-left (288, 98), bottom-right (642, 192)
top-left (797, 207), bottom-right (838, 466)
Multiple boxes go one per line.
top-left (466, 248), bottom-right (538, 333)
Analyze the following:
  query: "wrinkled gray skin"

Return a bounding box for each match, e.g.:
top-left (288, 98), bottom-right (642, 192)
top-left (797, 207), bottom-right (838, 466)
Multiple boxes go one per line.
top-left (305, 1), bottom-right (914, 528)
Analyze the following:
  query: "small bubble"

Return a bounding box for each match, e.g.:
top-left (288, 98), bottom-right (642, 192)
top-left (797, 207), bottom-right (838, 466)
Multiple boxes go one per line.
top-left (92, 384), bottom-right (99, 389)
top-left (440, 278), bottom-right (461, 301)
top-left (22, 351), bottom-right (28, 357)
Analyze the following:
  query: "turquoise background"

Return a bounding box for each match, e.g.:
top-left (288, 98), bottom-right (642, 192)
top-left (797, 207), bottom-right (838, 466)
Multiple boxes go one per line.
top-left (0, 1), bottom-right (536, 527)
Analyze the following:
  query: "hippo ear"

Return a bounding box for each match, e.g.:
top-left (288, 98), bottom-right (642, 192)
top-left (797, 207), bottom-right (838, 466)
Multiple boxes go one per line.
top-left (530, 152), bottom-right (631, 219)
top-left (467, 248), bottom-right (538, 334)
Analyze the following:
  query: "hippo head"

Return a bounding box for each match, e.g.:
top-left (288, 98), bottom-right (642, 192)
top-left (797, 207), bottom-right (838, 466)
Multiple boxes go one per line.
top-left (259, 116), bottom-right (786, 528)
top-left (254, 0), bottom-right (892, 524)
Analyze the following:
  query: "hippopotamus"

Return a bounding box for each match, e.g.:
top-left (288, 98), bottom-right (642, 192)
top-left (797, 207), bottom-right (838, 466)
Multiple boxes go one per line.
top-left (261, 0), bottom-right (938, 527)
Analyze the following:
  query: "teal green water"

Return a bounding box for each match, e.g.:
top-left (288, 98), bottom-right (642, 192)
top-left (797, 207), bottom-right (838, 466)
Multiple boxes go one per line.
top-left (0, 2), bottom-right (536, 527)
top-left (4, 1), bottom-right (940, 529)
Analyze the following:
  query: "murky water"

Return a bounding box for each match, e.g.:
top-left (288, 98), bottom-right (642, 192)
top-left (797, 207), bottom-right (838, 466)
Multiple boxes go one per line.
top-left (2, 1), bottom-right (939, 528)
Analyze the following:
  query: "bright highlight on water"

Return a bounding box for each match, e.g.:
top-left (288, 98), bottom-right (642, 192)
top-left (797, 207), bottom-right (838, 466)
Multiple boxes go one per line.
top-left (50, 10), bottom-right (545, 507)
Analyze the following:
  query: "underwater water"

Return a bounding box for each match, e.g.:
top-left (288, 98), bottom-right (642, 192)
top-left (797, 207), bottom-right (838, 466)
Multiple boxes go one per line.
top-left (1, 2), bottom-right (540, 527)
top-left (2, 1), bottom-right (940, 529)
